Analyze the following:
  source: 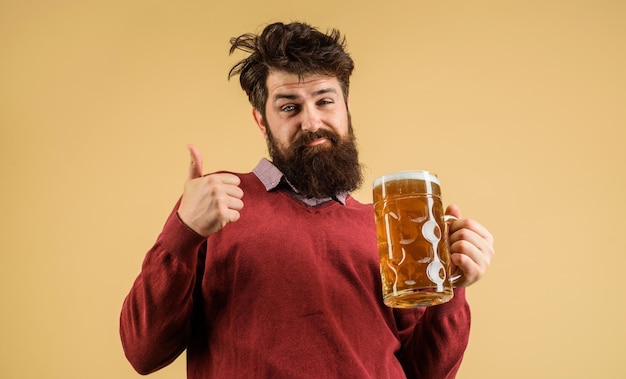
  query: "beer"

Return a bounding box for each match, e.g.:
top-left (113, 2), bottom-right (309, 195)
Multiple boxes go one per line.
top-left (373, 171), bottom-right (454, 308)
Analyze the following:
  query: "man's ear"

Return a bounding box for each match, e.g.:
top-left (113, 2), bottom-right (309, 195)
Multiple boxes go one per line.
top-left (252, 108), bottom-right (268, 139)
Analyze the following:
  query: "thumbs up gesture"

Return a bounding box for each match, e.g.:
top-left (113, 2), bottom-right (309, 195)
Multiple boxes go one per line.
top-left (177, 144), bottom-right (244, 237)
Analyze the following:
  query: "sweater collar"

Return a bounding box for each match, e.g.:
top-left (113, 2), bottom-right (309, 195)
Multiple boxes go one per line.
top-left (252, 158), bottom-right (348, 206)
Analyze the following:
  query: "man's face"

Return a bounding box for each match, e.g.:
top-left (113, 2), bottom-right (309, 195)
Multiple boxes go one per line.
top-left (252, 71), bottom-right (362, 198)
top-left (255, 71), bottom-right (350, 152)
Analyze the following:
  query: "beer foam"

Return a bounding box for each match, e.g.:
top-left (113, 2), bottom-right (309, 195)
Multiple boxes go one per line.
top-left (373, 170), bottom-right (440, 188)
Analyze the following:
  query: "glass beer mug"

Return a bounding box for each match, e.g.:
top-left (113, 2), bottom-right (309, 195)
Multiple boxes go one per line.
top-left (373, 170), bottom-right (460, 308)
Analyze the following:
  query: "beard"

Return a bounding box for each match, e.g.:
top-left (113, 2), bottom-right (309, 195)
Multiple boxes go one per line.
top-left (266, 116), bottom-right (363, 199)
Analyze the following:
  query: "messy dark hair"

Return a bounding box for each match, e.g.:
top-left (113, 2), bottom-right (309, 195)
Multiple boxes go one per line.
top-left (228, 22), bottom-right (354, 116)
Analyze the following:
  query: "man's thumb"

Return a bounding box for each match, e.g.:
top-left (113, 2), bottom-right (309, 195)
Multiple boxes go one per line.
top-left (445, 204), bottom-right (462, 219)
top-left (187, 144), bottom-right (203, 180)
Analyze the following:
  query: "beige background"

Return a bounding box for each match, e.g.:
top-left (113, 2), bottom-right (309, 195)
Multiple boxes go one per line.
top-left (2, 0), bottom-right (625, 378)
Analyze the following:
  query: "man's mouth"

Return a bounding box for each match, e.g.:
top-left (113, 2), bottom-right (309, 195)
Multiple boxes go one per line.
top-left (307, 137), bottom-right (329, 147)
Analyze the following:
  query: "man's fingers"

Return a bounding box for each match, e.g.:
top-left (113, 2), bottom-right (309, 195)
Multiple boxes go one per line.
top-left (216, 172), bottom-right (242, 187)
top-left (450, 218), bottom-right (494, 245)
top-left (204, 173), bottom-right (243, 199)
top-left (187, 144), bottom-right (204, 181)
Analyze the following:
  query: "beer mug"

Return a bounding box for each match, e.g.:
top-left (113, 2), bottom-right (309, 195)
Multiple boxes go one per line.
top-left (373, 171), bottom-right (460, 308)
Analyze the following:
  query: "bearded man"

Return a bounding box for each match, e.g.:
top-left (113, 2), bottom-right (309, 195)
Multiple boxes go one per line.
top-left (120, 22), bottom-right (494, 379)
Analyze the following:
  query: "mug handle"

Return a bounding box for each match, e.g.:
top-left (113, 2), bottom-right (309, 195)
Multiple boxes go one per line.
top-left (444, 215), bottom-right (463, 284)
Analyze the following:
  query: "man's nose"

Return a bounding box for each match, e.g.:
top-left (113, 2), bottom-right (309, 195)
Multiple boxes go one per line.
top-left (300, 106), bottom-right (322, 133)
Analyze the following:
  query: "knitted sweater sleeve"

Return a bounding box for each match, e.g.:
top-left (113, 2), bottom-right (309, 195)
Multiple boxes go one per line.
top-left (119, 200), bottom-right (207, 375)
top-left (394, 288), bottom-right (471, 379)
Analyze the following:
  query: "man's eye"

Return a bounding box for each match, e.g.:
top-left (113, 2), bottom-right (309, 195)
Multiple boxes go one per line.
top-left (319, 99), bottom-right (334, 106)
top-left (281, 104), bottom-right (297, 112)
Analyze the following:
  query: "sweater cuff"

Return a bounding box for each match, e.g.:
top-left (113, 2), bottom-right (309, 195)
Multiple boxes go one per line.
top-left (155, 210), bottom-right (207, 263)
top-left (430, 287), bottom-right (468, 315)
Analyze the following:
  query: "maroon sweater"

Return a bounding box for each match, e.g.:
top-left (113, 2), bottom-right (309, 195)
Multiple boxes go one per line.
top-left (120, 172), bottom-right (471, 378)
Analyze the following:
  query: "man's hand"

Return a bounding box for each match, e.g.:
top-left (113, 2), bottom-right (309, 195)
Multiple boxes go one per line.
top-left (445, 204), bottom-right (495, 287)
top-left (177, 144), bottom-right (244, 237)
